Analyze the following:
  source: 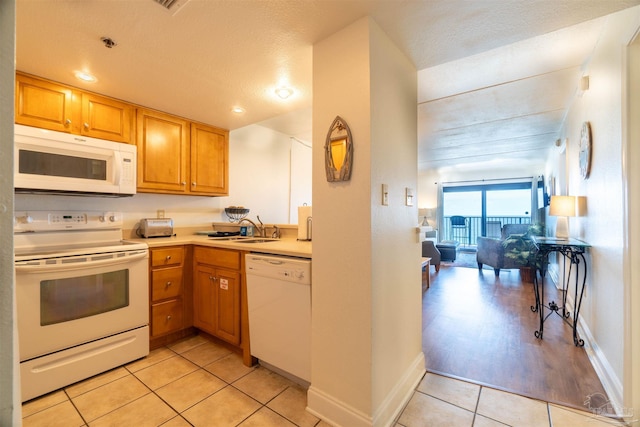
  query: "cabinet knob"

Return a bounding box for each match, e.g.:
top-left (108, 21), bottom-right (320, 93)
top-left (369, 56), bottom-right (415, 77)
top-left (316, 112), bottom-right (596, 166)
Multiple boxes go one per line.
top-left (165, 281), bottom-right (172, 288)
top-left (64, 119), bottom-right (71, 126)
top-left (209, 275), bottom-right (216, 282)
top-left (83, 122), bottom-right (89, 129)
top-left (181, 181), bottom-right (186, 186)
top-left (166, 255), bottom-right (171, 260)
top-left (166, 315), bottom-right (172, 321)
top-left (192, 182), bottom-right (196, 186)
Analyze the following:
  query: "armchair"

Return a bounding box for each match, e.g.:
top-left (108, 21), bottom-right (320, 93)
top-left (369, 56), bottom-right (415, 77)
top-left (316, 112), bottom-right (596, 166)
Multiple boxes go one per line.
top-left (422, 240), bottom-right (441, 272)
top-left (476, 224), bottom-right (530, 276)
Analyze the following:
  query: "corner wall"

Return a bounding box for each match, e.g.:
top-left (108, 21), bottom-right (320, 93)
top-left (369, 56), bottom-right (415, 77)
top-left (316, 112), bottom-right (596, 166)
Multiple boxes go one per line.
top-left (309, 16), bottom-right (424, 426)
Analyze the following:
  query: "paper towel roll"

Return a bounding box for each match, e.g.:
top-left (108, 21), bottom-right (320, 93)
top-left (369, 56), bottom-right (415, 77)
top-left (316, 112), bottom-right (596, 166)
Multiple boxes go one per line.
top-left (297, 205), bottom-right (312, 241)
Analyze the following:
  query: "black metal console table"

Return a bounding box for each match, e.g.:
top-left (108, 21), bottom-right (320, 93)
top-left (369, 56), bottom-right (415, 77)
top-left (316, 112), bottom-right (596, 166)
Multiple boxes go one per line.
top-left (531, 236), bottom-right (591, 346)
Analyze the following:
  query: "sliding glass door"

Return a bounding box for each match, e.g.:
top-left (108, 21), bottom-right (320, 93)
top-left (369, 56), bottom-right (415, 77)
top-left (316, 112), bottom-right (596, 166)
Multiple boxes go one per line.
top-left (442, 180), bottom-right (542, 245)
top-left (442, 190), bottom-right (481, 246)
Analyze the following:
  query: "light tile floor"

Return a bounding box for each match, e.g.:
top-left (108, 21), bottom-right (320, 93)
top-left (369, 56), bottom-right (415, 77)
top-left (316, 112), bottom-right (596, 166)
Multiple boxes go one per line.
top-left (22, 335), bottom-right (627, 427)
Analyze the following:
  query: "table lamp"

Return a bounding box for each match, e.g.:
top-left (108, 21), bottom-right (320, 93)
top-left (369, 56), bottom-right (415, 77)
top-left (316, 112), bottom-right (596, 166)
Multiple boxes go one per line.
top-left (549, 195), bottom-right (576, 239)
top-left (419, 208), bottom-right (436, 227)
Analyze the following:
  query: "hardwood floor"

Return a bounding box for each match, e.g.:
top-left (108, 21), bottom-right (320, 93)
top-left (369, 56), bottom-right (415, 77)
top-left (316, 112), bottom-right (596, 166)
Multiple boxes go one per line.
top-left (422, 264), bottom-right (609, 412)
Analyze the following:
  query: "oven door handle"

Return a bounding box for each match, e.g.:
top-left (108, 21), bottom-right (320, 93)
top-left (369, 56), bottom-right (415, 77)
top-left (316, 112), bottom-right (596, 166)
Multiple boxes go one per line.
top-left (15, 250), bottom-right (148, 273)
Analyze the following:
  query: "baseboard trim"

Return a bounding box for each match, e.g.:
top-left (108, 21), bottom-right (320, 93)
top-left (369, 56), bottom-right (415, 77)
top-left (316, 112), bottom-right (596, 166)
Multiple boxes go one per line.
top-left (546, 267), bottom-right (624, 417)
top-left (562, 296), bottom-right (624, 418)
top-left (307, 352), bottom-right (426, 427)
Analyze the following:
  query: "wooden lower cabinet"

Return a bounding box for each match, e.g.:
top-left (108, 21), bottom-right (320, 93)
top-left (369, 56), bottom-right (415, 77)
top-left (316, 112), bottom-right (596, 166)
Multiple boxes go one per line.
top-left (147, 244), bottom-right (251, 364)
top-left (193, 247), bottom-right (241, 345)
top-left (149, 246), bottom-right (192, 347)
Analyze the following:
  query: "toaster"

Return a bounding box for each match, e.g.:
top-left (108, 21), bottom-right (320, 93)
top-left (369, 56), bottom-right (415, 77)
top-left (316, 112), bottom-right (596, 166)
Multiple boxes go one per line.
top-left (139, 218), bottom-right (174, 238)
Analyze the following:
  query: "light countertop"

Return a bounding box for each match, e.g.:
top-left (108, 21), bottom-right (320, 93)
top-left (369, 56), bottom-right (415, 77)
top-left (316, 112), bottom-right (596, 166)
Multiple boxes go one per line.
top-left (126, 230), bottom-right (311, 259)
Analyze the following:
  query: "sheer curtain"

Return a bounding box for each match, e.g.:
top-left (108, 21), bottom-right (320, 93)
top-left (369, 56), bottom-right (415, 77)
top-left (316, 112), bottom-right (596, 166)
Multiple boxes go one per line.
top-left (531, 175), bottom-right (540, 224)
top-left (437, 182), bottom-right (444, 241)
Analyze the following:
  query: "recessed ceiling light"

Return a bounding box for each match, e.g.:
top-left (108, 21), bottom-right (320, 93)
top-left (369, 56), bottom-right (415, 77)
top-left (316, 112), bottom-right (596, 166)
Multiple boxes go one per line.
top-left (232, 106), bottom-right (245, 114)
top-left (275, 86), bottom-right (294, 99)
top-left (74, 71), bottom-right (97, 83)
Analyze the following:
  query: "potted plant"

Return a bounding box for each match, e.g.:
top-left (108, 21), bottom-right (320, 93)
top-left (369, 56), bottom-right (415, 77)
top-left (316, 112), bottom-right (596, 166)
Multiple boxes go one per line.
top-left (502, 223), bottom-right (545, 282)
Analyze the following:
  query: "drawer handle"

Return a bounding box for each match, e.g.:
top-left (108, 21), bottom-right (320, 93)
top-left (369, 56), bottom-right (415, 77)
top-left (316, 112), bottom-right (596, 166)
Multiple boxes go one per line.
top-left (165, 281), bottom-right (172, 288)
top-left (165, 255), bottom-right (171, 261)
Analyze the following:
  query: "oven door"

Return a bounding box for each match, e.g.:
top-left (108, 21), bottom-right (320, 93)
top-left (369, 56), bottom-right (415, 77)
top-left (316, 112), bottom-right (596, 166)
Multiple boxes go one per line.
top-left (15, 249), bottom-right (148, 361)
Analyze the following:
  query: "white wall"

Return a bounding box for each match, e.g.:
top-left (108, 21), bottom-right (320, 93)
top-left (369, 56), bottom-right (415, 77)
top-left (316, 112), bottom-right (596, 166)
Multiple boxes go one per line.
top-left (623, 24), bottom-right (640, 422)
top-left (547, 6), bottom-right (640, 411)
top-left (309, 16), bottom-right (423, 427)
top-left (369, 20), bottom-right (423, 422)
top-left (0, 0), bottom-right (18, 424)
top-left (225, 124), bottom-right (294, 223)
top-left (14, 123), bottom-right (310, 230)
top-left (289, 137), bottom-right (313, 223)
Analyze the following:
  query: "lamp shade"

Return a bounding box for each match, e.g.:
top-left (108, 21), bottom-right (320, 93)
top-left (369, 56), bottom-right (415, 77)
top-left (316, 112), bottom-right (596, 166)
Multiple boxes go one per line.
top-left (549, 196), bottom-right (576, 217)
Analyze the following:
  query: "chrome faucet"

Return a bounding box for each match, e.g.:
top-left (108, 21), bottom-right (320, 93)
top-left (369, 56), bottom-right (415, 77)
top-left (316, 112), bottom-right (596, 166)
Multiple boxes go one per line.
top-left (239, 216), bottom-right (266, 237)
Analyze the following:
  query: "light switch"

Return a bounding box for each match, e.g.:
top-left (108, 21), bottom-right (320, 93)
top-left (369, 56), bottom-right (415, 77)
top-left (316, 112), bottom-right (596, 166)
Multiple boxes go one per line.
top-left (382, 184), bottom-right (389, 206)
top-left (405, 187), bottom-right (414, 206)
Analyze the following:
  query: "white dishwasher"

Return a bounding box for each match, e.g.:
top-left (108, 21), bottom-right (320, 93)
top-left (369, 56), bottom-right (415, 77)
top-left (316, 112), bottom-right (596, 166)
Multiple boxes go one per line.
top-left (245, 253), bottom-right (311, 382)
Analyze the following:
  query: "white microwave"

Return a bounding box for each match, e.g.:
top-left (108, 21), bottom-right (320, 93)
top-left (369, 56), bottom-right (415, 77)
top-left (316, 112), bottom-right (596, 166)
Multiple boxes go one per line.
top-left (14, 125), bottom-right (136, 197)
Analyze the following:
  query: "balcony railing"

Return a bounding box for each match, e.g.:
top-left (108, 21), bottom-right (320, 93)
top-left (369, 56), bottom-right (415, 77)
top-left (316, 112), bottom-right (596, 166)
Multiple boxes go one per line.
top-left (441, 216), bottom-right (531, 246)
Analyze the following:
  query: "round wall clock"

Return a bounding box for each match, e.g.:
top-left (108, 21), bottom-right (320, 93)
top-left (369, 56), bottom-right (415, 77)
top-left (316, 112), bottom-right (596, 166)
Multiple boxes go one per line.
top-left (579, 121), bottom-right (592, 179)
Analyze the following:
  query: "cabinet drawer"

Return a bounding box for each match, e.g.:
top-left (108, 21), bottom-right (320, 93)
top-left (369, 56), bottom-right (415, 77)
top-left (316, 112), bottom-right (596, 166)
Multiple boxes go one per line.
top-left (151, 299), bottom-right (184, 336)
top-left (151, 247), bottom-right (184, 267)
top-left (194, 246), bottom-right (240, 269)
top-left (151, 267), bottom-right (183, 302)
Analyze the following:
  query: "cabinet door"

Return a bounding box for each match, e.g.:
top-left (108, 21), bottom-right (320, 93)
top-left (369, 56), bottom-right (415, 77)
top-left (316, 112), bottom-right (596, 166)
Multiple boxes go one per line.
top-left (193, 264), bottom-right (241, 345)
top-left (15, 73), bottom-right (78, 132)
top-left (193, 264), bottom-right (216, 334)
top-left (214, 268), bottom-right (241, 345)
top-left (81, 93), bottom-right (134, 144)
top-left (136, 109), bottom-right (190, 193)
top-left (190, 123), bottom-right (229, 195)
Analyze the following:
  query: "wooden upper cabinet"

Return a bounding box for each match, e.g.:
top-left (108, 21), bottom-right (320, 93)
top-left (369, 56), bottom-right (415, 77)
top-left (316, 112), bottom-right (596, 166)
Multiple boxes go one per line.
top-left (81, 93), bottom-right (135, 143)
top-left (15, 73), bottom-right (135, 144)
top-left (136, 109), bottom-right (190, 193)
top-left (16, 73), bottom-right (230, 196)
top-left (15, 73), bottom-right (78, 132)
top-left (190, 123), bottom-right (229, 195)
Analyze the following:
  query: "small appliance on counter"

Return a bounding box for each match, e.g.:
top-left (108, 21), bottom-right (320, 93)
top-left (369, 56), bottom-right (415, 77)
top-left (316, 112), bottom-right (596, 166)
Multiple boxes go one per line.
top-left (297, 205), bottom-right (312, 241)
top-left (138, 218), bottom-right (174, 238)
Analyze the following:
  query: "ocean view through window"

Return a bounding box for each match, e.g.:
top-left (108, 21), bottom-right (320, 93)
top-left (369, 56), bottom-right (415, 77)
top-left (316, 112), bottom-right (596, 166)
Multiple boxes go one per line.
top-left (441, 179), bottom-right (544, 245)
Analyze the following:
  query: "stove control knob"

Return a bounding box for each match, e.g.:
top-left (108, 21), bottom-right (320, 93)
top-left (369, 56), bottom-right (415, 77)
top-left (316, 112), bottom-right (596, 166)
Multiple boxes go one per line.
top-left (25, 215), bottom-right (33, 224)
top-left (109, 215), bottom-right (117, 222)
top-left (99, 216), bottom-right (106, 222)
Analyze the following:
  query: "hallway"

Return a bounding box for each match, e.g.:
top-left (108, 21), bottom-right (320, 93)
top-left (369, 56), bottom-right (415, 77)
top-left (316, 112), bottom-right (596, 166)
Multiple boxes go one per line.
top-left (422, 264), bottom-right (609, 412)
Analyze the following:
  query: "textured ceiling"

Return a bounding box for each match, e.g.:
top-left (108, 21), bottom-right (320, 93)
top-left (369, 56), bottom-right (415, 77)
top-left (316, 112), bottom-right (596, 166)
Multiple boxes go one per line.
top-left (15, 0), bottom-right (640, 172)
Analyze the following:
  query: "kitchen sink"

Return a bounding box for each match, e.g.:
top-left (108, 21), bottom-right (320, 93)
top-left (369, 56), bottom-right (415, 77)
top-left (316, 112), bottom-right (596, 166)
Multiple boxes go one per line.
top-left (234, 238), bottom-right (279, 243)
top-left (207, 236), bottom-right (278, 243)
top-left (208, 236), bottom-right (247, 240)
